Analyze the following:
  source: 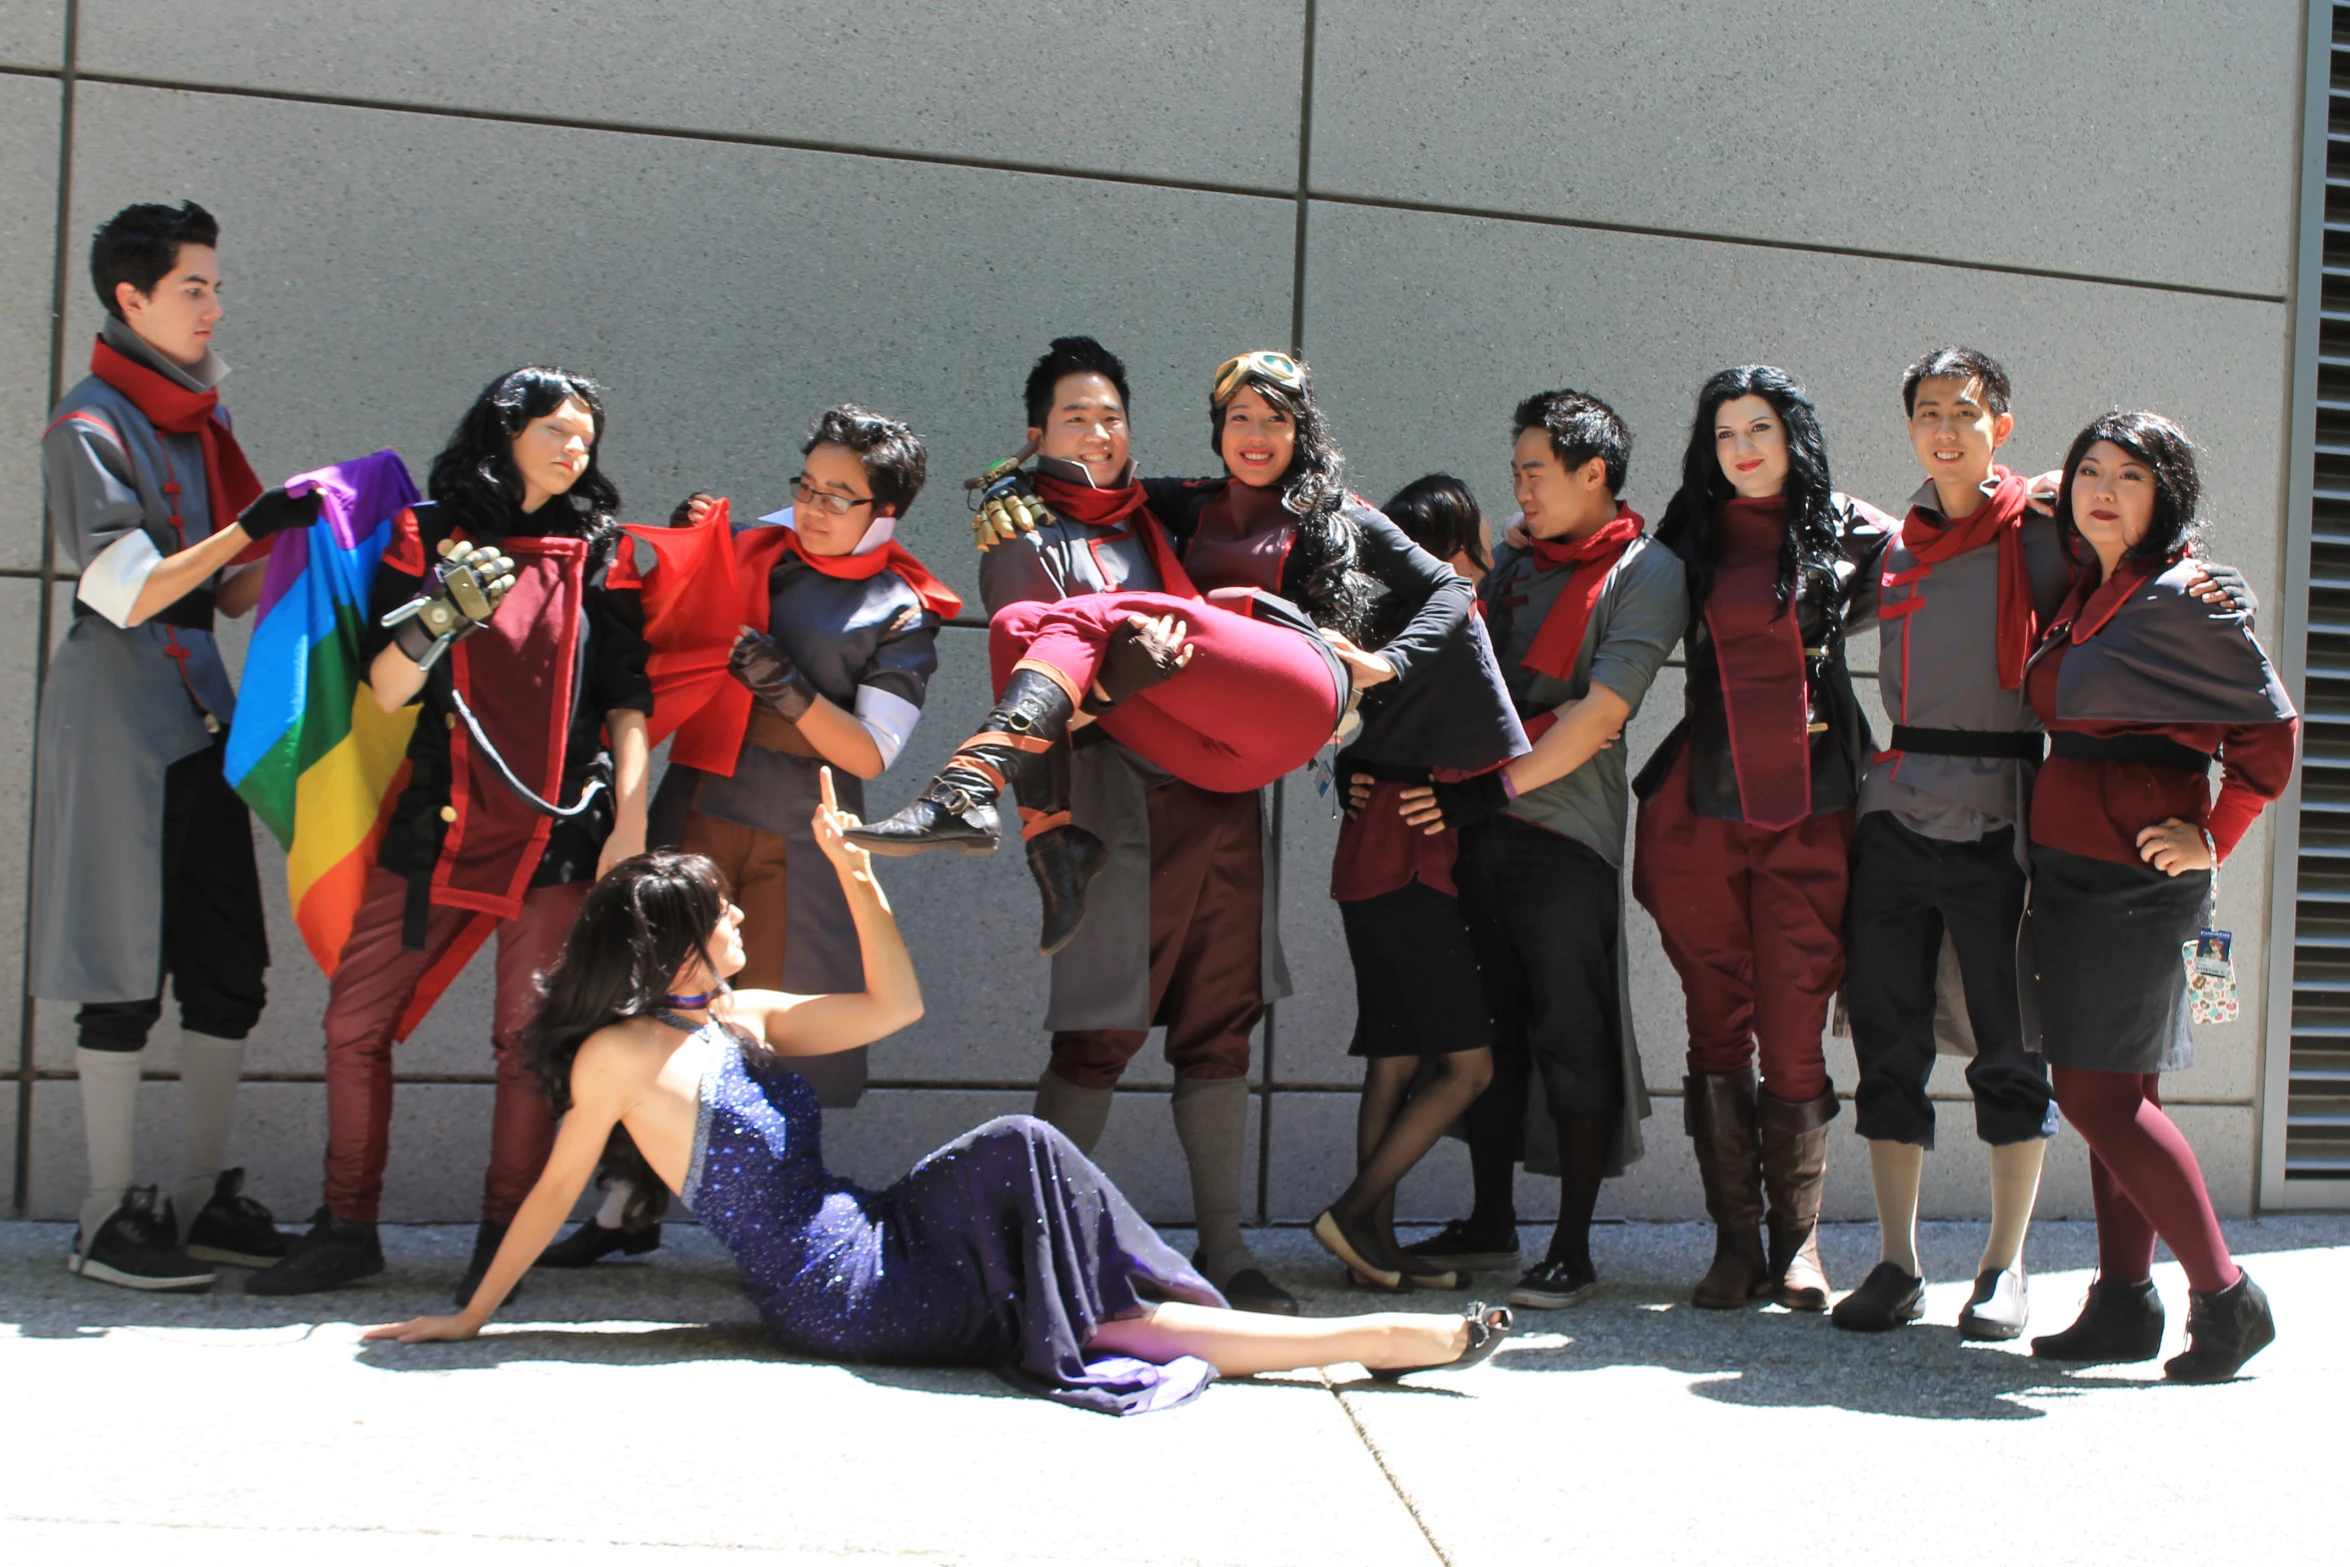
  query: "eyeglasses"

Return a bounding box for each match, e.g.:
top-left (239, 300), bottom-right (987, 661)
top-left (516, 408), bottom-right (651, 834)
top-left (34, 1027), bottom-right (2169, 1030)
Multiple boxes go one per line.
top-left (1212, 350), bottom-right (1305, 406)
top-left (792, 477), bottom-right (876, 516)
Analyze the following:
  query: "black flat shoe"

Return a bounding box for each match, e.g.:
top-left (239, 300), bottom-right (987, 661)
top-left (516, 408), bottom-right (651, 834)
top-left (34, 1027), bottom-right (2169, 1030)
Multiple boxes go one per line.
top-left (1369, 1301), bottom-right (1514, 1383)
top-left (1831, 1261), bottom-right (1925, 1332)
top-left (1401, 1219), bottom-right (1522, 1273)
top-left (1347, 1266), bottom-right (1419, 1294)
top-left (1312, 1208), bottom-right (1402, 1290)
top-left (1195, 1250), bottom-right (1299, 1315)
top-left (454, 1220), bottom-right (521, 1310)
top-left (2032, 1277), bottom-right (2163, 1363)
top-left (535, 1220), bottom-right (662, 1269)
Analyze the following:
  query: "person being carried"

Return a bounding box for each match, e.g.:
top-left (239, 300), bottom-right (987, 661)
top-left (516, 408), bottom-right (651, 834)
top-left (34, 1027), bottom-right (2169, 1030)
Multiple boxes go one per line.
top-left (364, 773), bottom-right (1515, 1415)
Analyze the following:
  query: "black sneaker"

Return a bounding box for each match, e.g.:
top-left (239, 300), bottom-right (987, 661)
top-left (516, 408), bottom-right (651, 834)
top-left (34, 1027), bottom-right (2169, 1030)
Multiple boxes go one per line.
top-left (456, 1221), bottom-right (520, 1309)
top-left (182, 1168), bottom-right (293, 1267)
top-left (66, 1187), bottom-right (215, 1292)
top-left (1402, 1219), bottom-right (1522, 1272)
top-left (244, 1207), bottom-right (384, 1296)
top-left (1830, 1261), bottom-right (1925, 1332)
top-left (1508, 1257), bottom-right (1598, 1309)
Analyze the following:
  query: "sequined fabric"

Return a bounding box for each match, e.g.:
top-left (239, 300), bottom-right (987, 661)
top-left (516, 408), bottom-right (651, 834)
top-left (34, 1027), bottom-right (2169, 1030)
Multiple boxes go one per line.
top-left (683, 1030), bottom-right (1224, 1414)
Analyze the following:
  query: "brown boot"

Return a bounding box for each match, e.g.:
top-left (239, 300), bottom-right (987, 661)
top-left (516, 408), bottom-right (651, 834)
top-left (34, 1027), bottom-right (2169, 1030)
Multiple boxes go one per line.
top-left (1759, 1087), bottom-right (1839, 1311)
top-left (1686, 1070), bottom-right (1768, 1309)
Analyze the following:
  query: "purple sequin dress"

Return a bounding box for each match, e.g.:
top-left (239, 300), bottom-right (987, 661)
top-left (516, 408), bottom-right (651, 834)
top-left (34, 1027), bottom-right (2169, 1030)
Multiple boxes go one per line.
top-left (680, 1025), bottom-right (1225, 1415)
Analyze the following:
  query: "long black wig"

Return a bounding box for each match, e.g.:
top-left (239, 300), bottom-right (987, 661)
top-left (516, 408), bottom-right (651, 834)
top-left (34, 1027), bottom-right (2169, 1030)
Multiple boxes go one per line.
top-left (2052, 409), bottom-right (2205, 576)
top-left (1654, 364), bottom-right (1843, 619)
top-left (1209, 356), bottom-right (1376, 640)
top-left (427, 365), bottom-right (622, 543)
top-left (525, 850), bottom-right (737, 1229)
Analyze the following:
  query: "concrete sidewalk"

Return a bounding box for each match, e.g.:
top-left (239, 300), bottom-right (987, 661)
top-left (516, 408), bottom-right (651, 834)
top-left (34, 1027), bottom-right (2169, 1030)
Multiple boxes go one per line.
top-left (1, 1216), bottom-right (2341, 1566)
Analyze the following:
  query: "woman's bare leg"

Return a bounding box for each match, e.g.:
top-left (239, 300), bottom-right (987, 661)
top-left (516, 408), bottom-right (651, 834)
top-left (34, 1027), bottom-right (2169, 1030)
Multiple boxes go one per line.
top-left (1088, 1302), bottom-right (1470, 1378)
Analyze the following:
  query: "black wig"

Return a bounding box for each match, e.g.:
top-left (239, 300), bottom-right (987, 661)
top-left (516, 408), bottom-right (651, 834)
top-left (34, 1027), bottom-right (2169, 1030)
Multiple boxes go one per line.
top-left (1210, 356), bottom-right (1375, 639)
top-left (427, 365), bottom-right (621, 543)
top-left (525, 850), bottom-right (736, 1229)
top-left (2053, 409), bottom-right (2205, 576)
top-left (1655, 364), bottom-right (1842, 617)
top-left (1024, 336), bottom-right (1132, 429)
top-left (1381, 473), bottom-right (1489, 577)
top-left (91, 199), bottom-right (219, 319)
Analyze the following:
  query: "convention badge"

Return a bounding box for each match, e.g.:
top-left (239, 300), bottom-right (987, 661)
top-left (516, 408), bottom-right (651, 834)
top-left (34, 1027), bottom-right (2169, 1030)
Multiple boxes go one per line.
top-left (1310, 748), bottom-right (1336, 801)
top-left (2192, 928), bottom-right (2234, 978)
top-left (2180, 928), bottom-right (2238, 1027)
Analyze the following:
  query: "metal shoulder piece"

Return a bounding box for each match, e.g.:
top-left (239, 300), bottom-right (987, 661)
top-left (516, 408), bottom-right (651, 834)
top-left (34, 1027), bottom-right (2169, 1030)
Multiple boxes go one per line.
top-left (968, 440), bottom-right (1056, 553)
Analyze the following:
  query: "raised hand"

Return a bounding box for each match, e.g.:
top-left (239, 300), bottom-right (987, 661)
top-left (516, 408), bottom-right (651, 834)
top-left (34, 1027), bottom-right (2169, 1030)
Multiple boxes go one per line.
top-left (380, 537), bottom-right (519, 670)
top-left (670, 491), bottom-right (717, 529)
top-left (813, 766), bottom-right (873, 878)
top-left (973, 478), bottom-right (1056, 552)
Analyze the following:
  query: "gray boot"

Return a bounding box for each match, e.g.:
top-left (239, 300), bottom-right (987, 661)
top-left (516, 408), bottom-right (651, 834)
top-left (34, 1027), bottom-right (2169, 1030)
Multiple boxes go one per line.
top-left (1171, 1076), bottom-right (1295, 1315)
top-left (1030, 1069), bottom-right (1114, 1155)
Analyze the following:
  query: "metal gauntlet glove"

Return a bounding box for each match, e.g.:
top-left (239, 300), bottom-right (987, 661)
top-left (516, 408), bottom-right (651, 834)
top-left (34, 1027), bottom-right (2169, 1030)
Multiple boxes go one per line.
top-left (381, 538), bottom-right (518, 671)
top-left (972, 474), bottom-right (1058, 553)
top-left (729, 629), bottom-right (817, 720)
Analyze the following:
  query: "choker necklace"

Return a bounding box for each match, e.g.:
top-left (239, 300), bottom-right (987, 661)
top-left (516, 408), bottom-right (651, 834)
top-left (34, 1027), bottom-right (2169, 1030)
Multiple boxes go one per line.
top-left (663, 992), bottom-right (713, 1009)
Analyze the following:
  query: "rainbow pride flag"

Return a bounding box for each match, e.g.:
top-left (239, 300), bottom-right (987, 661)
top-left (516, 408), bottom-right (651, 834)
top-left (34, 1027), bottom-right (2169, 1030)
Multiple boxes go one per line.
top-left (225, 450), bottom-right (422, 972)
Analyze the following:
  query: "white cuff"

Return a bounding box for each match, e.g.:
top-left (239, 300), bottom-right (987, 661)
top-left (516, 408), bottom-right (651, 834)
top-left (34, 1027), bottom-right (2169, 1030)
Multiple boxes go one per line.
top-left (854, 685), bottom-right (922, 770)
top-left (77, 530), bottom-right (164, 628)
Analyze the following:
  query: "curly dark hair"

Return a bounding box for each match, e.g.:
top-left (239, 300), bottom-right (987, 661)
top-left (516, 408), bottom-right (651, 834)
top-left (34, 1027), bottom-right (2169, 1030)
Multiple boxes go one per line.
top-left (426, 366), bottom-right (621, 544)
top-left (804, 404), bottom-right (928, 516)
top-left (526, 850), bottom-right (739, 1229)
top-left (2054, 409), bottom-right (2205, 575)
top-left (1210, 356), bottom-right (1374, 639)
top-left (1655, 364), bottom-right (1842, 618)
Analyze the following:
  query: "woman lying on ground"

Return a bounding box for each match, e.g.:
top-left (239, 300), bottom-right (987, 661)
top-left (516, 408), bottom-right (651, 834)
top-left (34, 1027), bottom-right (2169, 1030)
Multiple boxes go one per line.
top-left (366, 772), bottom-right (1513, 1414)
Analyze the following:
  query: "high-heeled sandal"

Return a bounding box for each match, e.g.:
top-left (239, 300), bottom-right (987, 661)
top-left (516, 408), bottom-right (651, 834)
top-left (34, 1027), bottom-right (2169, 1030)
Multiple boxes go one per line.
top-left (1368, 1301), bottom-right (1515, 1383)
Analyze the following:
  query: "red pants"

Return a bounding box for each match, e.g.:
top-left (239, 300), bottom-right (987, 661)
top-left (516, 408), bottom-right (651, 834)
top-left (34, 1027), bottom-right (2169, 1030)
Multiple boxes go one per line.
top-left (988, 591), bottom-right (1341, 795)
top-left (1633, 751), bottom-right (1851, 1102)
top-left (1050, 779), bottom-right (1263, 1089)
top-left (320, 866), bottom-right (588, 1223)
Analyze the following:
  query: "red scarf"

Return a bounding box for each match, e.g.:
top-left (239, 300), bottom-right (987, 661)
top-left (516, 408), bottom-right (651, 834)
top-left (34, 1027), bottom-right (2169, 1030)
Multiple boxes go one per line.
top-left (1899, 465), bottom-right (2033, 689)
top-left (89, 337), bottom-right (263, 552)
top-left (1521, 504), bottom-right (1644, 680)
top-left (772, 523), bottom-right (962, 619)
top-left (1031, 472), bottom-right (1198, 599)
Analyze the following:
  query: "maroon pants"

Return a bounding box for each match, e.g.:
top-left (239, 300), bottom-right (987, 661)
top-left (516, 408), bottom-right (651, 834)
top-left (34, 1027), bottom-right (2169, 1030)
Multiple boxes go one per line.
top-left (1633, 751), bottom-right (1851, 1102)
top-left (2052, 1067), bottom-right (2238, 1294)
top-left (989, 591), bottom-right (1341, 795)
top-left (1050, 778), bottom-right (1263, 1089)
top-left (320, 865), bottom-right (588, 1223)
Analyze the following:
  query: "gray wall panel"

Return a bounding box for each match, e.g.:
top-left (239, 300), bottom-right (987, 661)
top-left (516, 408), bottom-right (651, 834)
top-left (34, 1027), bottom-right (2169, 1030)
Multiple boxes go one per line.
top-left (1310, 0), bottom-right (2302, 297)
top-left (1, 72), bottom-right (58, 568)
top-left (0, 2), bottom-right (62, 70)
top-left (75, 0), bottom-right (1307, 192)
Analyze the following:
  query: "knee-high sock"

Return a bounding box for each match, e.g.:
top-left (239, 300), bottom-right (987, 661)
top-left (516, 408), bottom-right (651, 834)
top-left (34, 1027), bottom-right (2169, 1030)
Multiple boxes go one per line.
top-left (1032, 1069), bottom-right (1115, 1155)
top-left (2090, 1150), bottom-right (2158, 1283)
top-left (1979, 1137), bottom-right (2046, 1275)
top-left (1866, 1139), bottom-right (1925, 1275)
top-left (75, 1047), bottom-right (144, 1240)
top-left (594, 1181), bottom-right (633, 1229)
top-left (170, 1032), bottom-right (246, 1239)
top-left (2053, 1067), bottom-right (2237, 1294)
top-left (1172, 1075), bottom-right (1253, 1284)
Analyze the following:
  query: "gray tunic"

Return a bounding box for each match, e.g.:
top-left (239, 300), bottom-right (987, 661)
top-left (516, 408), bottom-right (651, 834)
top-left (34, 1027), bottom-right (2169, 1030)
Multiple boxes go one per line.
top-left (651, 524), bottom-right (940, 997)
top-left (977, 461), bottom-right (1291, 1031)
top-left (1480, 532), bottom-right (1690, 1176)
top-left (32, 319), bottom-right (246, 1003)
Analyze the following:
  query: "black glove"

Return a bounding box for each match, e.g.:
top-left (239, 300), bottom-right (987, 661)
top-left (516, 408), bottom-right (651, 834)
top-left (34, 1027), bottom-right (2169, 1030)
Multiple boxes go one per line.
top-left (729, 629), bottom-right (817, 720)
top-left (1084, 615), bottom-right (1189, 714)
top-left (2197, 561), bottom-right (2256, 622)
top-left (381, 538), bottom-right (517, 670)
top-left (1428, 771), bottom-right (1510, 831)
top-left (670, 492), bottom-right (716, 529)
top-left (237, 485), bottom-right (323, 539)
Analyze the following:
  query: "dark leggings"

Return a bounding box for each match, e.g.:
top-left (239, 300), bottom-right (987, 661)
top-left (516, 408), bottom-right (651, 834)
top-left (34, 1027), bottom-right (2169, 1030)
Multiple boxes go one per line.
top-left (2050, 1067), bottom-right (2239, 1294)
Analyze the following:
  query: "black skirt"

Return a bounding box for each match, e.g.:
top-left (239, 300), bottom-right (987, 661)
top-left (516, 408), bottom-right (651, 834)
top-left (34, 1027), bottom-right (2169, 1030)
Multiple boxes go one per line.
top-left (1340, 878), bottom-right (1494, 1058)
top-left (2030, 844), bottom-right (2208, 1075)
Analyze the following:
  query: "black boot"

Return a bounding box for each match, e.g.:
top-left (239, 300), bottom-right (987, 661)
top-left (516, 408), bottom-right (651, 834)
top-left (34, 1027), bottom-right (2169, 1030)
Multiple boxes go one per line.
top-left (2164, 1271), bottom-right (2274, 1382)
top-left (849, 670), bottom-right (1074, 857)
top-left (2031, 1277), bottom-right (2164, 1362)
top-left (1758, 1088), bottom-right (1838, 1311)
top-left (1016, 739), bottom-right (1107, 956)
top-left (244, 1207), bottom-right (384, 1296)
top-left (1685, 1071), bottom-right (1769, 1309)
top-left (536, 1219), bottom-right (663, 1269)
top-left (455, 1220), bottom-right (519, 1309)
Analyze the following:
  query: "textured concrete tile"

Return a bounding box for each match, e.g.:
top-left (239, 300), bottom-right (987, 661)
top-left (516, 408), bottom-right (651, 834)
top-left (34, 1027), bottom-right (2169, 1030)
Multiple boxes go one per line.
top-left (0, 1), bottom-right (60, 69)
top-left (0, 1081), bottom-right (15, 1207)
top-left (1309, 0), bottom-right (2301, 296)
top-left (0, 73), bottom-right (59, 568)
top-left (77, 1), bottom-right (1308, 193)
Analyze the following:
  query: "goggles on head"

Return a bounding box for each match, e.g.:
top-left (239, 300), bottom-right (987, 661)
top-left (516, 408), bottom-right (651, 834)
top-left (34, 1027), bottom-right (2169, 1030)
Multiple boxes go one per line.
top-left (1211, 350), bottom-right (1305, 406)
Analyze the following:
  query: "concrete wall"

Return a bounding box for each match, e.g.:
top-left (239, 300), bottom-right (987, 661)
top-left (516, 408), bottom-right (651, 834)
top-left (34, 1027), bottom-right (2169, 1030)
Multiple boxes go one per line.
top-left (0, 2), bottom-right (2309, 1226)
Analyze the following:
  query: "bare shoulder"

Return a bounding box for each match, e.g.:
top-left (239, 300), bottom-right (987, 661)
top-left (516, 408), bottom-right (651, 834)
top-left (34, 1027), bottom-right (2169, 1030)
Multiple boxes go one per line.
top-left (573, 1017), bottom-right (675, 1095)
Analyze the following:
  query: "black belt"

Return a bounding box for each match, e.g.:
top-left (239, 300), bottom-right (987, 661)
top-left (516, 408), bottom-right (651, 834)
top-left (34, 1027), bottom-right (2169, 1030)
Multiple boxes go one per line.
top-left (2048, 731), bottom-right (2213, 772)
top-left (1889, 725), bottom-right (2044, 761)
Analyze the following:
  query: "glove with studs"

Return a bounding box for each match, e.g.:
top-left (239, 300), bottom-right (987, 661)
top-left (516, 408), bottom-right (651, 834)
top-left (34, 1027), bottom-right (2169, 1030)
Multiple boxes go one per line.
top-left (972, 474), bottom-right (1057, 553)
top-left (381, 537), bottom-right (518, 671)
top-left (728, 628), bottom-right (818, 720)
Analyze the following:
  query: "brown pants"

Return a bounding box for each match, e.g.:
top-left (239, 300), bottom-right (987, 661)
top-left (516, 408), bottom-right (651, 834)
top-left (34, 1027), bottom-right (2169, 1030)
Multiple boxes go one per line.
top-left (680, 810), bottom-right (791, 989)
top-left (1050, 780), bottom-right (1263, 1089)
top-left (321, 866), bottom-right (589, 1223)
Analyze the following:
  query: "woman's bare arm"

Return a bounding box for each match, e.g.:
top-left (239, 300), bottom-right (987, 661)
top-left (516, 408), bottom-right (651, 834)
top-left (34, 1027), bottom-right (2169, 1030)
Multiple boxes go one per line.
top-left (362, 1031), bottom-right (635, 1343)
top-left (747, 769), bottom-right (923, 1054)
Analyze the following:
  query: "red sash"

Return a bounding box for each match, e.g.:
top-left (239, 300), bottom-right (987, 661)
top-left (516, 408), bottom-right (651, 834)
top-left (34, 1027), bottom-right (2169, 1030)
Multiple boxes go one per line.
top-left (1706, 498), bottom-right (1813, 829)
top-left (1521, 505), bottom-right (1643, 680)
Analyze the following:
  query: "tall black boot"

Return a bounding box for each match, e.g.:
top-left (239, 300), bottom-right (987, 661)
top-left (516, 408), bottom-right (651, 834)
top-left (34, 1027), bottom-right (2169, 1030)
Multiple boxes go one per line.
top-left (1016, 737), bottom-right (1108, 956)
top-left (1686, 1070), bottom-right (1768, 1309)
top-left (849, 670), bottom-right (1078, 857)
